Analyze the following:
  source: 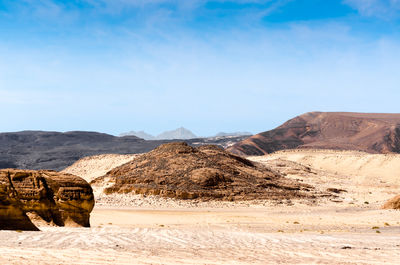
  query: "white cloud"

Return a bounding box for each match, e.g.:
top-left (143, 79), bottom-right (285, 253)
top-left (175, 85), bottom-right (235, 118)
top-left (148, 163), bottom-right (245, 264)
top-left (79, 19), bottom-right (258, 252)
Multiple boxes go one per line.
top-left (1, 0), bottom-right (283, 25)
top-left (344, 0), bottom-right (400, 19)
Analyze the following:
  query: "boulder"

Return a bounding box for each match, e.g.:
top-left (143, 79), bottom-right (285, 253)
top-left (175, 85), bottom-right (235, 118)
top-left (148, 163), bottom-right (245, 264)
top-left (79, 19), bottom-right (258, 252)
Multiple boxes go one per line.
top-left (0, 169), bottom-right (95, 227)
top-left (0, 173), bottom-right (39, 231)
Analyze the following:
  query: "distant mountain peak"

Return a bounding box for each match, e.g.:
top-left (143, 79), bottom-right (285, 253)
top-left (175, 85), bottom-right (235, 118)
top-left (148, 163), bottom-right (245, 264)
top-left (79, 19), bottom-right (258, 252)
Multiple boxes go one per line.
top-left (119, 127), bottom-right (197, 140)
top-left (119, 131), bottom-right (155, 140)
top-left (156, 127), bottom-right (197, 140)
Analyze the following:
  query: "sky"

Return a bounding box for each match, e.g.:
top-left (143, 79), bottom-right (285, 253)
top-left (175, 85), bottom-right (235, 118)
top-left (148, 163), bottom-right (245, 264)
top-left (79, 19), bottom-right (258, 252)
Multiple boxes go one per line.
top-left (1, 0), bottom-right (400, 136)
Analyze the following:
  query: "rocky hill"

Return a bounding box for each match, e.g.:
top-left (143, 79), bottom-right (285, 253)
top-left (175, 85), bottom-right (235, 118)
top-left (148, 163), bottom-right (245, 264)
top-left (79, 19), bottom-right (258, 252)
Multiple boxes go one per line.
top-left (228, 112), bottom-right (400, 155)
top-left (91, 142), bottom-right (318, 201)
top-left (0, 131), bottom-right (154, 171)
top-left (0, 131), bottom-right (249, 171)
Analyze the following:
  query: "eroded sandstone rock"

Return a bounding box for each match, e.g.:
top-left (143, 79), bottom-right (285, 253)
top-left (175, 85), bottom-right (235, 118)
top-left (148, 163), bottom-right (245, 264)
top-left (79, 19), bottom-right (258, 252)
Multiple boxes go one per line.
top-left (382, 195), bottom-right (400, 210)
top-left (0, 172), bottom-right (39, 231)
top-left (0, 169), bottom-right (94, 227)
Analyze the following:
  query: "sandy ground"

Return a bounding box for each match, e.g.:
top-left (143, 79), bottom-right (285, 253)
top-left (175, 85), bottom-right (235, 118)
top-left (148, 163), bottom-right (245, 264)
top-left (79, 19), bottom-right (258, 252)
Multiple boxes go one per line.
top-left (2, 150), bottom-right (400, 264)
top-left (1, 205), bottom-right (400, 264)
top-left (249, 150), bottom-right (400, 206)
top-left (252, 149), bottom-right (400, 186)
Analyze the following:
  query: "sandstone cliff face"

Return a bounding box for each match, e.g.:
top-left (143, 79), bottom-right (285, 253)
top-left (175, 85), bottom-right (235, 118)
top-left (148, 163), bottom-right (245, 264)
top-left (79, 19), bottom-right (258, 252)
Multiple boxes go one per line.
top-left (92, 142), bottom-right (319, 201)
top-left (0, 172), bottom-right (39, 231)
top-left (0, 169), bottom-right (94, 227)
top-left (228, 112), bottom-right (400, 156)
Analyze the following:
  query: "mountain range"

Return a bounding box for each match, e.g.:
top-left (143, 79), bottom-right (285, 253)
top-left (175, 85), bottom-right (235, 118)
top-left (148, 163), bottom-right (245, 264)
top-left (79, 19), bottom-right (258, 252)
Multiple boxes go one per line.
top-left (3, 111), bottom-right (400, 171)
top-left (0, 131), bottom-right (250, 171)
top-left (120, 127), bottom-right (197, 140)
top-left (120, 127), bottom-right (252, 140)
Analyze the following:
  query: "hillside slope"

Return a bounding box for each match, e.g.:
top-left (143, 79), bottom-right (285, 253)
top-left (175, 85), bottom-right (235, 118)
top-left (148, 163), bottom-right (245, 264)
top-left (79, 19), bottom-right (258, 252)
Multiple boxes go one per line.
top-left (228, 112), bottom-right (400, 155)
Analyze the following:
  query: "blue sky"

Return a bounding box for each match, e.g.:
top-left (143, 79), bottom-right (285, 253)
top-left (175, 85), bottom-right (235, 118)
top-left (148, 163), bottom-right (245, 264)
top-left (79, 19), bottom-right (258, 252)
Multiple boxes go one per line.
top-left (1, 0), bottom-right (400, 136)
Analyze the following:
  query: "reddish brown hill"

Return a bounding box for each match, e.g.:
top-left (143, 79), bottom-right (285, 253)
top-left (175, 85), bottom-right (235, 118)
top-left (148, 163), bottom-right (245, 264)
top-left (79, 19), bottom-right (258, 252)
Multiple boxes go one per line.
top-left (228, 112), bottom-right (400, 156)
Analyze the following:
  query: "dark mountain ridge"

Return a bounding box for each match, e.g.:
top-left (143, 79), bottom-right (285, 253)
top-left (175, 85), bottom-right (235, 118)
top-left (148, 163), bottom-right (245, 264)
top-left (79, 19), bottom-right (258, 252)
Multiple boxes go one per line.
top-left (0, 130), bottom-right (248, 171)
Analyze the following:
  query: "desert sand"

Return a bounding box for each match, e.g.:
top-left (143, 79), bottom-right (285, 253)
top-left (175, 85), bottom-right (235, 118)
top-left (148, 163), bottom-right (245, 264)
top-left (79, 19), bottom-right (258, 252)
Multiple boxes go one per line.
top-left (62, 154), bottom-right (139, 182)
top-left (1, 149), bottom-right (400, 264)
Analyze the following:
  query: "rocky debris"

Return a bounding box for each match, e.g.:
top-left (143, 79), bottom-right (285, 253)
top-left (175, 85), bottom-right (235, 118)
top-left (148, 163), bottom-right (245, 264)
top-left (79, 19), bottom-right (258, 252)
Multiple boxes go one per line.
top-left (326, 188), bottom-right (347, 194)
top-left (265, 158), bottom-right (317, 177)
top-left (382, 195), bottom-right (400, 210)
top-left (0, 173), bottom-right (39, 231)
top-left (228, 112), bottom-right (400, 156)
top-left (0, 169), bottom-right (94, 227)
top-left (92, 142), bottom-right (320, 201)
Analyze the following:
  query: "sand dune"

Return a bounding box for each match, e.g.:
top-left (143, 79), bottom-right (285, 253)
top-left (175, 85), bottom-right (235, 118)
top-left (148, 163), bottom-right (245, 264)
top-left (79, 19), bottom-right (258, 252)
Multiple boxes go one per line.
top-left (250, 149), bottom-right (400, 186)
top-left (248, 150), bottom-right (400, 208)
top-left (62, 154), bottom-right (138, 183)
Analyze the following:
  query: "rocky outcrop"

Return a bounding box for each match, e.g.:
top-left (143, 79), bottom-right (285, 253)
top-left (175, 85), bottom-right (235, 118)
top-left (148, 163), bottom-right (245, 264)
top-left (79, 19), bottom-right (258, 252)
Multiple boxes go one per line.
top-left (0, 173), bottom-right (39, 230)
top-left (0, 169), bottom-right (95, 227)
top-left (382, 195), bottom-right (400, 210)
top-left (92, 142), bottom-right (319, 201)
top-left (228, 112), bottom-right (400, 156)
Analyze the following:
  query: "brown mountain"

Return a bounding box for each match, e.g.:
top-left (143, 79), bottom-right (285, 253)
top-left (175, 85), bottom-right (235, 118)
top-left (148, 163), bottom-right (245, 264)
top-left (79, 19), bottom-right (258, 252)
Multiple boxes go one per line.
top-left (228, 112), bottom-right (400, 156)
top-left (92, 142), bottom-right (318, 201)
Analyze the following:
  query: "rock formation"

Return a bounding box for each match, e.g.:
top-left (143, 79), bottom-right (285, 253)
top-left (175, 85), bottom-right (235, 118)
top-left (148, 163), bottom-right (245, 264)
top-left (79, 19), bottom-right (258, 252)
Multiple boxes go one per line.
top-left (0, 172), bottom-right (39, 230)
top-left (92, 142), bottom-right (319, 201)
top-left (228, 112), bottom-right (400, 156)
top-left (0, 169), bottom-right (95, 227)
top-left (382, 195), bottom-right (400, 210)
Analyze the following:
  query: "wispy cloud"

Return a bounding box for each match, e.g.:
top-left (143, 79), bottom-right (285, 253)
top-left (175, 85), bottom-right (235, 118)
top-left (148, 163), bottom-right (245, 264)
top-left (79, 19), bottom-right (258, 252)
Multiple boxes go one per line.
top-left (0, 0), bottom-right (287, 27)
top-left (343, 0), bottom-right (400, 20)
